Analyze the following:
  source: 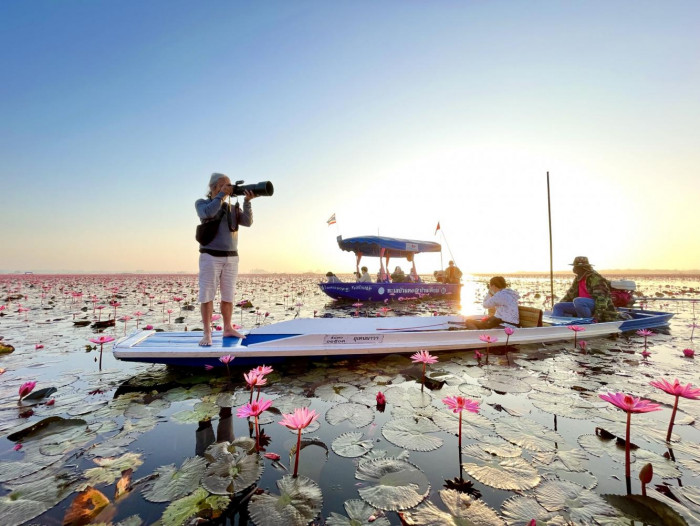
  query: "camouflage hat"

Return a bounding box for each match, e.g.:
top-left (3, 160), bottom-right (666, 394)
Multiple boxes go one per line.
top-left (569, 256), bottom-right (593, 267)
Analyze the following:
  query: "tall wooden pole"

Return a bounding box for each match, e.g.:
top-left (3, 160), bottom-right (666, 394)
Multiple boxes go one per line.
top-left (547, 172), bottom-right (554, 308)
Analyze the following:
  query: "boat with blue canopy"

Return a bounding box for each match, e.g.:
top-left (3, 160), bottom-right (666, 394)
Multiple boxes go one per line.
top-left (319, 235), bottom-right (461, 302)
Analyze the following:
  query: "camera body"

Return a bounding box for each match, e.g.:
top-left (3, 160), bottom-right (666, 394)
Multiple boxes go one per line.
top-left (228, 180), bottom-right (274, 197)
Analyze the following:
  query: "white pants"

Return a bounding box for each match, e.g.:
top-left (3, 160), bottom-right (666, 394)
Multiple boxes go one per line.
top-left (198, 253), bottom-right (239, 303)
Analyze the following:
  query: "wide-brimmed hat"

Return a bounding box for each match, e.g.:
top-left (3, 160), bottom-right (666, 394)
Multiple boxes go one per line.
top-left (569, 256), bottom-right (593, 267)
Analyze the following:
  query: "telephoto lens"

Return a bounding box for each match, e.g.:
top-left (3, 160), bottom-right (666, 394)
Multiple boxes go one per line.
top-left (232, 181), bottom-right (274, 197)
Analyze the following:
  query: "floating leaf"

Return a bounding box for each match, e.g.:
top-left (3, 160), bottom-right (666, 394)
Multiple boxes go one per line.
top-left (478, 435), bottom-right (523, 458)
top-left (432, 410), bottom-right (495, 439)
top-left (401, 488), bottom-right (503, 526)
top-left (332, 432), bottom-right (373, 458)
top-left (531, 449), bottom-right (589, 473)
top-left (355, 457), bottom-right (430, 511)
top-left (382, 386), bottom-right (432, 408)
top-left (577, 434), bottom-right (632, 464)
top-left (0, 475), bottom-right (78, 526)
top-left (501, 495), bottom-right (569, 525)
top-left (202, 446), bottom-right (264, 495)
top-left (603, 494), bottom-right (689, 526)
top-left (163, 385), bottom-right (212, 402)
top-left (314, 382), bottom-right (359, 402)
top-left (494, 419), bottom-right (562, 452)
top-left (63, 486), bottom-right (110, 525)
top-left (142, 456), bottom-right (207, 503)
top-left (161, 487), bottom-right (230, 526)
top-left (479, 374), bottom-right (532, 394)
top-left (171, 401), bottom-right (219, 424)
top-left (83, 453), bottom-right (144, 488)
top-left (534, 480), bottom-right (618, 523)
top-left (325, 403), bottom-right (374, 428)
top-left (326, 498), bottom-right (390, 526)
top-left (461, 446), bottom-right (541, 491)
top-left (271, 394), bottom-right (311, 414)
top-left (248, 474), bottom-right (323, 526)
top-left (382, 417), bottom-right (443, 451)
top-left (19, 387), bottom-right (57, 405)
top-left (7, 416), bottom-right (87, 442)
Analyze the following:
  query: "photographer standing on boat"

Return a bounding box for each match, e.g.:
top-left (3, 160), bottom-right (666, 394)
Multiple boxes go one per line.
top-left (552, 256), bottom-right (619, 322)
top-left (196, 173), bottom-right (256, 346)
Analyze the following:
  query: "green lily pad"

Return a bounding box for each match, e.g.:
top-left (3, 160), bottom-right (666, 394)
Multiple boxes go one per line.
top-left (535, 480), bottom-right (619, 524)
top-left (494, 419), bottom-right (562, 452)
top-left (83, 452), bottom-right (144, 488)
top-left (501, 495), bottom-right (569, 525)
top-left (171, 401), bottom-right (219, 424)
top-left (325, 403), bottom-right (374, 428)
top-left (382, 417), bottom-right (443, 452)
top-left (202, 444), bottom-right (264, 495)
top-left (326, 498), bottom-right (389, 526)
top-left (603, 494), bottom-right (689, 526)
top-left (0, 474), bottom-right (79, 526)
top-left (401, 488), bottom-right (503, 526)
top-left (331, 432), bottom-right (373, 458)
top-left (355, 457), bottom-right (430, 511)
top-left (461, 446), bottom-right (541, 491)
top-left (161, 487), bottom-right (230, 526)
top-left (248, 474), bottom-right (323, 526)
top-left (142, 456), bottom-right (207, 503)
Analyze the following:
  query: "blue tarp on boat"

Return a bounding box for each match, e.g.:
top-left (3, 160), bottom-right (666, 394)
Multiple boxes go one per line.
top-left (337, 235), bottom-right (441, 258)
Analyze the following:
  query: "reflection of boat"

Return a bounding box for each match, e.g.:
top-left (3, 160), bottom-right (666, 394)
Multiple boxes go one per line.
top-left (112, 308), bottom-right (673, 367)
top-left (320, 235), bottom-right (460, 301)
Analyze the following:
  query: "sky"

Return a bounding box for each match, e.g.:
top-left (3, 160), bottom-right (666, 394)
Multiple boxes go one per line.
top-left (1, 1), bottom-right (699, 275)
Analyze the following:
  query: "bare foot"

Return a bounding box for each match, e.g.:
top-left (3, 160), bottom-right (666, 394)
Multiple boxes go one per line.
top-left (223, 328), bottom-right (245, 339)
top-left (199, 333), bottom-right (212, 346)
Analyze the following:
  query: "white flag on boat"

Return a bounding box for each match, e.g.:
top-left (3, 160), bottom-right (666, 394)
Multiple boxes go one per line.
top-left (327, 213), bottom-right (336, 226)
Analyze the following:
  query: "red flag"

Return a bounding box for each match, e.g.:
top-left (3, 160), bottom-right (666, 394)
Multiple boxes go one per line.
top-left (434, 222), bottom-right (440, 235)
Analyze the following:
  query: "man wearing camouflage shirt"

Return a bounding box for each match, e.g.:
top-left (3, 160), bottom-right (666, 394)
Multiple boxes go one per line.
top-left (553, 256), bottom-right (620, 322)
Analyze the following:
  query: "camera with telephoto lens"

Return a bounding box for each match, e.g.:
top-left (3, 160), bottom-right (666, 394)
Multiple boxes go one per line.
top-left (228, 180), bottom-right (274, 197)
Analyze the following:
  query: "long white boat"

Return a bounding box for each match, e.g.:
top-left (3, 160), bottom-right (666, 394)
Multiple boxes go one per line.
top-left (112, 308), bottom-right (672, 367)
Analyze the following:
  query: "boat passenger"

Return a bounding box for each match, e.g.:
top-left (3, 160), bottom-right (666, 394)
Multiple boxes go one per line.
top-left (553, 256), bottom-right (620, 322)
top-left (326, 272), bottom-right (341, 283)
top-left (196, 172), bottom-right (256, 346)
top-left (357, 266), bottom-right (372, 283)
top-left (407, 254), bottom-right (421, 283)
top-left (391, 266), bottom-right (407, 283)
top-left (464, 276), bottom-right (520, 329)
top-left (444, 260), bottom-right (463, 284)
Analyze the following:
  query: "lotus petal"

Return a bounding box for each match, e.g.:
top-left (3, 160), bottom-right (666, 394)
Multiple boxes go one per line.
top-left (332, 432), bottom-right (373, 458)
top-left (248, 474), bottom-right (322, 526)
top-left (382, 417), bottom-right (442, 451)
top-left (161, 487), bottom-right (230, 526)
top-left (142, 456), bottom-right (207, 503)
top-left (356, 457), bottom-right (429, 511)
top-left (326, 498), bottom-right (389, 526)
top-left (401, 488), bottom-right (503, 526)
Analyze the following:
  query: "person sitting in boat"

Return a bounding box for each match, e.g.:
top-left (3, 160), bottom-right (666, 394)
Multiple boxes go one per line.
top-left (553, 256), bottom-right (620, 322)
top-left (444, 260), bottom-right (463, 284)
top-left (377, 270), bottom-right (390, 283)
top-left (391, 266), bottom-right (407, 283)
top-left (464, 276), bottom-right (519, 329)
top-left (357, 266), bottom-right (372, 283)
top-left (407, 254), bottom-right (421, 283)
top-left (326, 271), bottom-right (341, 283)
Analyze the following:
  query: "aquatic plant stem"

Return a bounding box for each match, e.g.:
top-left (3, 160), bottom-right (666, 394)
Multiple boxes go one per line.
top-left (666, 395), bottom-right (679, 442)
top-left (625, 409), bottom-right (631, 481)
top-left (293, 428), bottom-right (302, 477)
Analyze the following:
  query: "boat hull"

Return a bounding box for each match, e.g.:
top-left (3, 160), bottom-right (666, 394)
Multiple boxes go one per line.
top-left (319, 281), bottom-right (461, 302)
top-left (112, 309), bottom-right (673, 367)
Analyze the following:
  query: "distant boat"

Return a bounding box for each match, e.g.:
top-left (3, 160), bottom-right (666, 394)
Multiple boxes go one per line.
top-left (112, 308), bottom-right (673, 367)
top-left (319, 235), bottom-right (461, 302)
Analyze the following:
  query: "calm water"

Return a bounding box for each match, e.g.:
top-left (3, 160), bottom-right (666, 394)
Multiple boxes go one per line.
top-left (0, 273), bottom-right (698, 525)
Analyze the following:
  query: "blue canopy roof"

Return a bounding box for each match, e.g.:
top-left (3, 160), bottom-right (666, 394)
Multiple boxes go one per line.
top-left (336, 235), bottom-right (441, 258)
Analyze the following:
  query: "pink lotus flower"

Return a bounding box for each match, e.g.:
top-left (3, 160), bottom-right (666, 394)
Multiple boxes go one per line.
top-left (578, 340), bottom-right (588, 352)
top-left (245, 370), bottom-right (268, 402)
top-left (204, 364), bottom-right (214, 371)
top-left (90, 335), bottom-right (116, 346)
top-left (641, 350), bottom-right (651, 358)
top-left (219, 355), bottom-right (234, 364)
top-left (13, 444), bottom-right (22, 451)
top-left (650, 378), bottom-right (700, 441)
top-left (19, 381), bottom-right (37, 401)
top-left (478, 334), bottom-right (498, 363)
top-left (46, 398), bottom-right (55, 406)
top-left (503, 327), bottom-right (515, 336)
top-left (279, 407), bottom-right (320, 477)
top-left (253, 365), bottom-right (273, 377)
top-left (411, 350), bottom-right (438, 391)
top-left (264, 452), bottom-right (281, 461)
top-left (442, 396), bottom-right (480, 457)
top-left (636, 329), bottom-right (654, 337)
top-left (376, 391), bottom-right (386, 406)
top-left (144, 324), bottom-right (153, 330)
top-left (599, 392), bottom-right (661, 480)
top-left (475, 350), bottom-right (483, 361)
top-left (237, 398), bottom-right (273, 450)
top-left (35, 344), bottom-right (44, 349)
top-left (568, 325), bottom-right (585, 347)
top-left (683, 348), bottom-right (695, 358)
